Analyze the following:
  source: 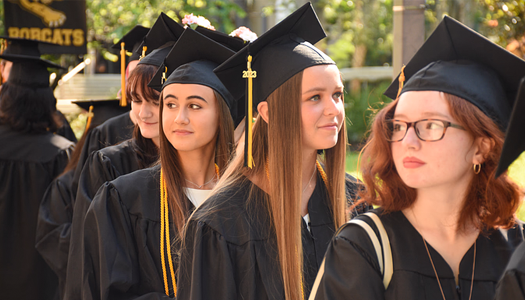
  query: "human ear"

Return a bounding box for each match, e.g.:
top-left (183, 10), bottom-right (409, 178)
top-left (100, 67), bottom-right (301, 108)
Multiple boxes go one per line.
top-left (257, 101), bottom-right (269, 124)
top-left (472, 137), bottom-right (493, 164)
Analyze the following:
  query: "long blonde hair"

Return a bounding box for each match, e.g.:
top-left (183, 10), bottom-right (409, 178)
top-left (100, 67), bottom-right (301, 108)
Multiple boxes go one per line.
top-left (199, 71), bottom-right (347, 299)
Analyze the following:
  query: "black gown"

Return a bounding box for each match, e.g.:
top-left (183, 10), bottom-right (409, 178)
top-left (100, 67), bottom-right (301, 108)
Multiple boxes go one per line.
top-left (64, 139), bottom-right (145, 300)
top-left (75, 165), bottom-right (181, 299)
top-left (495, 237), bottom-right (525, 300)
top-left (56, 110), bottom-right (78, 143)
top-left (36, 169), bottom-right (75, 299)
top-left (177, 173), bottom-right (362, 300)
top-left (0, 125), bottom-right (74, 300)
top-left (311, 209), bottom-right (524, 300)
top-left (71, 111), bottom-right (134, 197)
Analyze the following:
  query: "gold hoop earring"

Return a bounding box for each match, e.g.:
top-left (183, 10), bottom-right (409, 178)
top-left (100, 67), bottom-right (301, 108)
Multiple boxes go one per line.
top-left (473, 163), bottom-right (481, 174)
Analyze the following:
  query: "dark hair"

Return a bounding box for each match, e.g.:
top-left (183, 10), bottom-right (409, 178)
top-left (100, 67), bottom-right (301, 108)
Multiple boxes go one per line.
top-left (127, 63), bottom-right (161, 168)
top-left (0, 82), bottom-right (59, 133)
top-left (357, 92), bottom-right (522, 230)
top-left (126, 64), bottom-right (160, 105)
top-left (132, 124), bottom-right (159, 168)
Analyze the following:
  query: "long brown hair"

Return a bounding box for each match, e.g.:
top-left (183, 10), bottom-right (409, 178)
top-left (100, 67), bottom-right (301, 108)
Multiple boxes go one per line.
top-left (200, 71), bottom-right (347, 300)
top-left (358, 92), bottom-right (522, 230)
top-left (159, 89), bottom-right (234, 236)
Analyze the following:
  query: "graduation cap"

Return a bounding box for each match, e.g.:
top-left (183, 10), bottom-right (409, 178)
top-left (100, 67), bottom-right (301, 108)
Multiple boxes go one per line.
top-left (0, 37), bottom-right (64, 88)
top-left (195, 26), bottom-right (247, 52)
top-left (496, 77), bottom-right (525, 177)
top-left (72, 99), bottom-right (130, 131)
top-left (148, 28), bottom-right (237, 115)
top-left (384, 16), bottom-right (525, 131)
top-left (213, 2), bottom-right (334, 168)
top-left (111, 26), bottom-right (150, 107)
top-left (137, 45), bottom-right (171, 68)
top-left (111, 25), bottom-right (150, 61)
top-left (136, 13), bottom-right (185, 59)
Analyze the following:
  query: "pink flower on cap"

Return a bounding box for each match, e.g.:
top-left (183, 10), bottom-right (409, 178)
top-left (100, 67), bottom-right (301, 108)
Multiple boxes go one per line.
top-left (182, 14), bottom-right (215, 30)
top-left (229, 26), bottom-right (258, 42)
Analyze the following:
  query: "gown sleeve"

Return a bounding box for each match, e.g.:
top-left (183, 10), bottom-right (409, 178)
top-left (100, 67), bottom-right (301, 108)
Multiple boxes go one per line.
top-left (495, 240), bottom-right (525, 300)
top-left (80, 182), bottom-right (170, 300)
top-left (177, 219), bottom-right (238, 300)
top-left (35, 171), bottom-right (75, 297)
top-left (310, 222), bottom-right (386, 300)
top-left (66, 150), bottom-right (133, 299)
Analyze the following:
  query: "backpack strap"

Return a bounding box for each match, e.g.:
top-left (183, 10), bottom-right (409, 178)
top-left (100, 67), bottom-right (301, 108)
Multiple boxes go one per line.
top-left (348, 211), bottom-right (393, 289)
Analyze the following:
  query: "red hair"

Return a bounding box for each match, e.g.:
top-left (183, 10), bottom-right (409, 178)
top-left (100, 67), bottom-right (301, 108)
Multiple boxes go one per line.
top-left (357, 93), bottom-right (522, 230)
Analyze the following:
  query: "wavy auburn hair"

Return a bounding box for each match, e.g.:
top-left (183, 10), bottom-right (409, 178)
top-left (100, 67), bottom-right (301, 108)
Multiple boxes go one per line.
top-left (358, 92), bottom-right (522, 230)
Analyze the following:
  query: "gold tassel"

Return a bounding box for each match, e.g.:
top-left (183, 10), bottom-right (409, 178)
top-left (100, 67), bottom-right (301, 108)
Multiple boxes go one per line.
top-left (141, 45), bottom-right (147, 60)
top-left (243, 55), bottom-right (256, 169)
top-left (84, 105), bottom-right (94, 133)
top-left (161, 66), bottom-right (167, 85)
top-left (396, 65), bottom-right (406, 99)
top-left (120, 42), bottom-right (127, 107)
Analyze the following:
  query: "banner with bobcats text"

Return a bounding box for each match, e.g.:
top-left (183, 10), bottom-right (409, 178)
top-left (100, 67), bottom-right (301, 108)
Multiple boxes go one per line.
top-left (3, 0), bottom-right (87, 54)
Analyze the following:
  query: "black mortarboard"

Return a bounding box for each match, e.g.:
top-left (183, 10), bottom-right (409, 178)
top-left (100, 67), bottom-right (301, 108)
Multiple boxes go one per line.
top-left (111, 25), bottom-right (150, 61)
top-left (496, 78), bottom-right (525, 177)
top-left (213, 2), bottom-right (334, 168)
top-left (384, 16), bottom-right (525, 130)
top-left (195, 26), bottom-right (247, 52)
top-left (136, 13), bottom-right (185, 59)
top-left (148, 29), bottom-right (236, 109)
top-left (0, 37), bottom-right (64, 88)
top-left (137, 46), bottom-right (171, 68)
top-left (72, 99), bottom-right (130, 129)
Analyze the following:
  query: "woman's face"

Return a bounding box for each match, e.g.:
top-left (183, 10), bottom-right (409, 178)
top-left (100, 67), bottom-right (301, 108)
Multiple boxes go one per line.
top-left (301, 64), bottom-right (345, 152)
top-left (130, 86), bottom-right (160, 141)
top-left (391, 91), bottom-right (478, 191)
top-left (162, 83), bottom-right (219, 152)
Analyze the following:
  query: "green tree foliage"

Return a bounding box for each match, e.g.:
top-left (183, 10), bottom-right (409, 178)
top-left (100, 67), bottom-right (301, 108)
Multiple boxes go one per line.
top-left (87, 0), bottom-right (245, 56)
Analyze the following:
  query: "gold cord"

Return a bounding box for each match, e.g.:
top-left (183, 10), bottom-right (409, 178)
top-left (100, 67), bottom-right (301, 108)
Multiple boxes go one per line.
top-left (423, 238), bottom-right (476, 300)
top-left (160, 164), bottom-right (221, 296)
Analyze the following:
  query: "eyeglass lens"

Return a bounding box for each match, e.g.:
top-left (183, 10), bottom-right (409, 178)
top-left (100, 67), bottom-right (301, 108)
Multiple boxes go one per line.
top-left (388, 120), bottom-right (446, 141)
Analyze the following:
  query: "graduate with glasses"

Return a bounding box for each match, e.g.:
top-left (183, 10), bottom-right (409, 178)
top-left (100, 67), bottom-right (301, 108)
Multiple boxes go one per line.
top-left (310, 16), bottom-right (525, 300)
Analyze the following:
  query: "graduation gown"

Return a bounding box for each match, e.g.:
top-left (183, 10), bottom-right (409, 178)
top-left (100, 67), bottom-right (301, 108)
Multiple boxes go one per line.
top-left (0, 125), bottom-right (74, 300)
top-left (177, 173), bottom-right (362, 300)
top-left (36, 169), bottom-right (75, 299)
top-left (56, 110), bottom-right (78, 143)
top-left (311, 209), bottom-right (524, 300)
top-left (70, 111), bottom-right (134, 198)
top-left (64, 139), bottom-right (146, 299)
top-left (75, 165), bottom-right (179, 299)
top-left (495, 237), bottom-right (525, 300)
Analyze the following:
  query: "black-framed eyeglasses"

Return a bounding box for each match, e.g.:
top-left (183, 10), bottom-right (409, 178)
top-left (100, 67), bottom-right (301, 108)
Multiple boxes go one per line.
top-left (385, 119), bottom-right (465, 142)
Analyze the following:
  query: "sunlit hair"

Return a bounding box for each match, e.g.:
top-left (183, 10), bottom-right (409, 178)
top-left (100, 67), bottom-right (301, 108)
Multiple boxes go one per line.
top-left (159, 88), bottom-right (234, 236)
top-left (192, 71), bottom-right (347, 300)
top-left (358, 92), bottom-right (522, 230)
